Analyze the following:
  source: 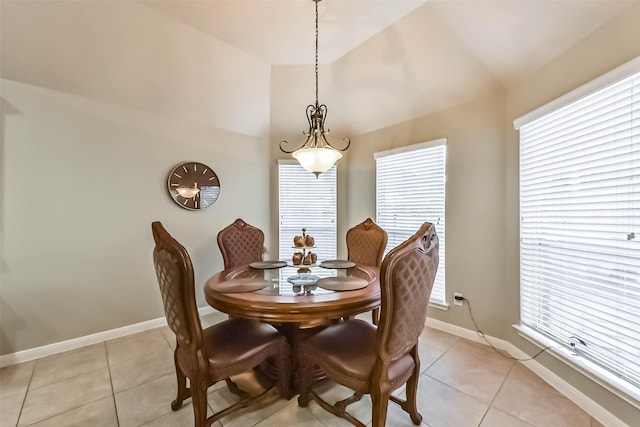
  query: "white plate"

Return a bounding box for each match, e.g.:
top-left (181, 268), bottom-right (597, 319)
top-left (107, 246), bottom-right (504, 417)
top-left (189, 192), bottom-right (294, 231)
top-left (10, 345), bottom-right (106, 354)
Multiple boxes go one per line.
top-left (316, 277), bottom-right (369, 291)
top-left (249, 260), bottom-right (287, 269)
top-left (211, 278), bottom-right (268, 293)
top-left (320, 259), bottom-right (356, 269)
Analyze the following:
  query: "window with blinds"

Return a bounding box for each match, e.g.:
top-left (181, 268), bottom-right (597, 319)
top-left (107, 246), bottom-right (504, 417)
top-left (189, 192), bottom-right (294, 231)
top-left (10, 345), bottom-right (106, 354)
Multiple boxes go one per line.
top-left (517, 63), bottom-right (640, 396)
top-left (375, 139), bottom-right (446, 305)
top-left (278, 161), bottom-right (337, 262)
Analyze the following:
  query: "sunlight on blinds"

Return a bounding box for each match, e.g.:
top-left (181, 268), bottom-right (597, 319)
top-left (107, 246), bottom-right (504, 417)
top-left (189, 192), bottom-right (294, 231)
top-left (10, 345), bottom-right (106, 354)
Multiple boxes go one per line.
top-left (375, 140), bottom-right (446, 304)
top-left (278, 162), bottom-right (337, 262)
top-left (519, 69), bottom-right (640, 393)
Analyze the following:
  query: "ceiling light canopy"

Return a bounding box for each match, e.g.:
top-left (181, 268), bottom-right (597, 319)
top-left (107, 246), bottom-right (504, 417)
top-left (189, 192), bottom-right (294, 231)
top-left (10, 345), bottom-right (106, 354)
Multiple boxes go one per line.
top-left (279, 0), bottom-right (350, 177)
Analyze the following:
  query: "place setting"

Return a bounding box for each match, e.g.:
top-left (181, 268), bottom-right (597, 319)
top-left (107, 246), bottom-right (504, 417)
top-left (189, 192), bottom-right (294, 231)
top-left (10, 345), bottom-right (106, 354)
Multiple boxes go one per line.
top-left (316, 276), bottom-right (369, 291)
top-left (210, 278), bottom-right (269, 293)
top-left (319, 259), bottom-right (356, 269)
top-left (249, 260), bottom-right (287, 269)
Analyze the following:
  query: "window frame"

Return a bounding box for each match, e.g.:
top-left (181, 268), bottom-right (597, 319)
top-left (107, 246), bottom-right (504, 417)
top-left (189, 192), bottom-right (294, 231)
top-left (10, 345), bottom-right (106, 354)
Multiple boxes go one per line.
top-left (374, 138), bottom-right (447, 307)
top-left (277, 160), bottom-right (338, 263)
top-left (514, 56), bottom-right (640, 406)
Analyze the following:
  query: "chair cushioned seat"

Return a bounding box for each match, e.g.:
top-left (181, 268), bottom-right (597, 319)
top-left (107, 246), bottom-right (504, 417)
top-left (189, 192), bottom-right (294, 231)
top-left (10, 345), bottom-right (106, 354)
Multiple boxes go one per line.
top-left (176, 317), bottom-right (284, 377)
top-left (302, 320), bottom-right (415, 391)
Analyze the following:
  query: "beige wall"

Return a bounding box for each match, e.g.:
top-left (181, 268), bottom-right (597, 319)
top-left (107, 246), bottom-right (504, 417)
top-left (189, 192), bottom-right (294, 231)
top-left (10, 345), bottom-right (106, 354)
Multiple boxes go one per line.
top-left (346, 92), bottom-right (508, 335)
top-left (0, 1), bottom-right (271, 354)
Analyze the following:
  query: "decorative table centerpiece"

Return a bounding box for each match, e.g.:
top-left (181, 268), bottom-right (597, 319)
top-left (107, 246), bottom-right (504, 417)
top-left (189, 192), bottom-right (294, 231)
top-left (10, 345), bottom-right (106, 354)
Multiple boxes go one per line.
top-left (292, 228), bottom-right (317, 267)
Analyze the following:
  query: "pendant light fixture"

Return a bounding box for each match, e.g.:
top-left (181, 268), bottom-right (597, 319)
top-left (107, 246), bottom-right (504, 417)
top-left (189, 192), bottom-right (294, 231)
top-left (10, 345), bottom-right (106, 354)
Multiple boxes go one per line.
top-left (279, 0), bottom-right (350, 177)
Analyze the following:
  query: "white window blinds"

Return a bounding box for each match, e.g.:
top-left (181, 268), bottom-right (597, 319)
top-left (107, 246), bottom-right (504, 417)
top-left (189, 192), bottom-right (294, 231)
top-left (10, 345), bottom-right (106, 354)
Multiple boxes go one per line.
top-left (278, 161), bottom-right (337, 262)
top-left (518, 67), bottom-right (640, 393)
top-left (375, 139), bottom-right (446, 305)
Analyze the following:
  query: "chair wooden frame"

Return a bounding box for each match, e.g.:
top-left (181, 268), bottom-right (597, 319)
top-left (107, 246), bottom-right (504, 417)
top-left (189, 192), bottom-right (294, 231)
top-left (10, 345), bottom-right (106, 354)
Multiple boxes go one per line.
top-left (217, 218), bottom-right (265, 270)
top-left (297, 222), bottom-right (439, 427)
top-left (152, 221), bottom-right (291, 426)
top-left (346, 218), bottom-right (388, 324)
top-left (346, 218), bottom-right (387, 267)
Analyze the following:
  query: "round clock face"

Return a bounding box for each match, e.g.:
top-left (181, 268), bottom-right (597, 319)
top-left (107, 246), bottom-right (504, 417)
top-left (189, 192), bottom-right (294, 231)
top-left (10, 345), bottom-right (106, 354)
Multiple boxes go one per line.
top-left (167, 162), bottom-right (220, 210)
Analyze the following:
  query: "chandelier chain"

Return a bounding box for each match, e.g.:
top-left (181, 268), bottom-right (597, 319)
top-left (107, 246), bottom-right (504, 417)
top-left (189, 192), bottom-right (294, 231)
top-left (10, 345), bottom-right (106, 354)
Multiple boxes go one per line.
top-left (314, 0), bottom-right (319, 106)
top-left (278, 0), bottom-right (350, 176)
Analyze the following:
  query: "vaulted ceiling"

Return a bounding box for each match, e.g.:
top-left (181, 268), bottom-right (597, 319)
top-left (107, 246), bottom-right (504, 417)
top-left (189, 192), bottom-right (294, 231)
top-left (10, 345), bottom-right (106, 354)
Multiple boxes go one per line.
top-left (144, 0), bottom-right (635, 86)
top-left (3, 1), bottom-right (635, 138)
top-left (141, 0), bottom-right (637, 136)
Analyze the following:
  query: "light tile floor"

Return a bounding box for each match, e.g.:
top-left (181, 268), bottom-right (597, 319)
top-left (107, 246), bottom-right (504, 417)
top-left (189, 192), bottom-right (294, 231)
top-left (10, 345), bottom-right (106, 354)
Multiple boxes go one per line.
top-left (1, 311), bottom-right (605, 427)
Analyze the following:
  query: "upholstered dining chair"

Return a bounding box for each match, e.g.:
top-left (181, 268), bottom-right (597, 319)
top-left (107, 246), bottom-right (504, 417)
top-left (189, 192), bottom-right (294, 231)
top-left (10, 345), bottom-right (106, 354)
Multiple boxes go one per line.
top-left (217, 218), bottom-right (265, 270)
top-left (346, 218), bottom-right (388, 324)
top-left (297, 222), bottom-right (439, 427)
top-left (151, 221), bottom-right (291, 427)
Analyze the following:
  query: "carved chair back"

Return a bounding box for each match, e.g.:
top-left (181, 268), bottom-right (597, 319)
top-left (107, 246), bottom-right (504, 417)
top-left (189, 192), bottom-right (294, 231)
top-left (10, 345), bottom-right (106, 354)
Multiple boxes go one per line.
top-left (217, 218), bottom-right (265, 269)
top-left (152, 221), bottom-right (204, 353)
top-left (376, 222), bottom-right (439, 362)
top-left (346, 218), bottom-right (388, 267)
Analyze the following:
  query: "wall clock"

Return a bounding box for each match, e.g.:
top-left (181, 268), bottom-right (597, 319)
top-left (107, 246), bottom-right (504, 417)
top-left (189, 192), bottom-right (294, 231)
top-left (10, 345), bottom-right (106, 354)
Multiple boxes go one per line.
top-left (167, 162), bottom-right (220, 210)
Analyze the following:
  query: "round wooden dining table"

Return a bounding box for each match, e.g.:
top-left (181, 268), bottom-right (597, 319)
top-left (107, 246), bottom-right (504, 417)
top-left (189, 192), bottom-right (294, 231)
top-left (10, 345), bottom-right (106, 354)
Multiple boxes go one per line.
top-left (204, 263), bottom-right (380, 323)
top-left (204, 262), bottom-right (380, 391)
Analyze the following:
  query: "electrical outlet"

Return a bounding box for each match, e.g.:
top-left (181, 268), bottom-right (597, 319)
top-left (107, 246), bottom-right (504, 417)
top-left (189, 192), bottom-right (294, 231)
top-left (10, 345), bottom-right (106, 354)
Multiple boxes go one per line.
top-left (453, 292), bottom-right (464, 306)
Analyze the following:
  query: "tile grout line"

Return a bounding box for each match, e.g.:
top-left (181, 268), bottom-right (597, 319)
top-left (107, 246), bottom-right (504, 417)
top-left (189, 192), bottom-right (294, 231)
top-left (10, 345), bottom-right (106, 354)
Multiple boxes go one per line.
top-left (15, 357), bottom-right (112, 427)
top-left (420, 335), bottom-right (461, 375)
top-left (14, 359), bottom-right (36, 427)
top-left (475, 360), bottom-right (517, 427)
top-left (415, 333), bottom-right (461, 426)
top-left (424, 340), bottom-right (539, 427)
top-left (104, 340), bottom-right (121, 427)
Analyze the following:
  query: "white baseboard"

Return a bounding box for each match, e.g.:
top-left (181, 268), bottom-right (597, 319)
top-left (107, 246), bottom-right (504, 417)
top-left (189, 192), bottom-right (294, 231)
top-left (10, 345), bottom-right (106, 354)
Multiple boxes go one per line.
top-left (425, 318), bottom-right (629, 427)
top-left (0, 306), bottom-right (216, 368)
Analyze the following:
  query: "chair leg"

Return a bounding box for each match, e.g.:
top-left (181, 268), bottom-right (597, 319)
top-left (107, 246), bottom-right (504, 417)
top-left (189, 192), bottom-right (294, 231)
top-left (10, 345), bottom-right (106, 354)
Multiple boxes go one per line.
top-left (405, 374), bottom-right (422, 424)
top-left (371, 390), bottom-right (390, 427)
top-left (403, 349), bottom-right (423, 425)
top-left (389, 351), bottom-right (423, 425)
top-left (171, 348), bottom-right (188, 410)
top-left (404, 365), bottom-right (423, 425)
top-left (191, 382), bottom-right (209, 427)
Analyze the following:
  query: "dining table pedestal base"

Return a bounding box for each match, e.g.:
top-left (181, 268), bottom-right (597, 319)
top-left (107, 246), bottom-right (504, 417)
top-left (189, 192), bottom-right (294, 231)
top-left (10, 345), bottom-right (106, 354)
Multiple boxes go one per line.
top-left (260, 320), bottom-right (336, 393)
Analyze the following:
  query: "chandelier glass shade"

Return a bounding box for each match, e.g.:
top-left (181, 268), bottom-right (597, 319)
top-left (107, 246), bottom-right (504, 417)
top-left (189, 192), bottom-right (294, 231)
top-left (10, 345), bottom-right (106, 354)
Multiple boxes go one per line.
top-left (292, 147), bottom-right (342, 175)
top-left (279, 0), bottom-right (350, 177)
